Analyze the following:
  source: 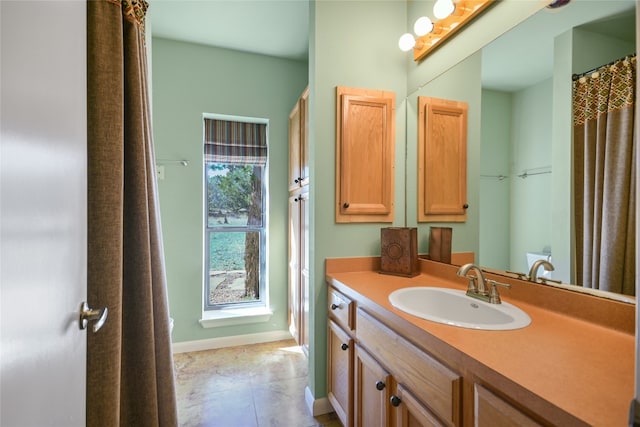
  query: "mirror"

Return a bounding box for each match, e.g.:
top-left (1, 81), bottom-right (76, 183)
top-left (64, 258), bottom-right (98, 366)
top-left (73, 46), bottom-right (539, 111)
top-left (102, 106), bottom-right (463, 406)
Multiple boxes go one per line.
top-left (408, 0), bottom-right (636, 303)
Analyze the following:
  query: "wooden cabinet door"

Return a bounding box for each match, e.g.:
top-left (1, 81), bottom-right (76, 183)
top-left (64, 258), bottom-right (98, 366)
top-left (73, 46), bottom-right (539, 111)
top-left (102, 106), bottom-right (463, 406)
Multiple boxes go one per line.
top-left (354, 345), bottom-right (390, 427)
top-left (418, 96), bottom-right (468, 222)
top-left (328, 320), bottom-right (354, 427)
top-left (336, 86), bottom-right (395, 223)
top-left (289, 98), bottom-right (302, 191)
top-left (288, 189), bottom-right (309, 353)
top-left (474, 384), bottom-right (543, 427)
top-left (288, 193), bottom-right (301, 343)
top-left (393, 384), bottom-right (446, 427)
top-left (300, 87), bottom-right (309, 187)
top-left (288, 87), bottom-right (309, 191)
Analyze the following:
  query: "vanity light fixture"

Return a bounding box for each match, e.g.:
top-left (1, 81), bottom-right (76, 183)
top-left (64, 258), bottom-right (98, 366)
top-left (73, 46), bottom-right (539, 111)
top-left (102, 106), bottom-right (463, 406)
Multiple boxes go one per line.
top-left (399, 32), bottom-right (418, 51)
top-left (433, 0), bottom-right (455, 19)
top-left (399, 16), bottom-right (434, 51)
top-left (414, 16), bottom-right (434, 36)
top-left (398, 0), bottom-right (495, 61)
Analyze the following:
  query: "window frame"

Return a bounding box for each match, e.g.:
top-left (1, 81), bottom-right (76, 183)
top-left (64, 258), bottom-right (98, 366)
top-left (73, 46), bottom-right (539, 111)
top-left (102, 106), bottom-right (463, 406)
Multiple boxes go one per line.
top-left (202, 113), bottom-right (269, 312)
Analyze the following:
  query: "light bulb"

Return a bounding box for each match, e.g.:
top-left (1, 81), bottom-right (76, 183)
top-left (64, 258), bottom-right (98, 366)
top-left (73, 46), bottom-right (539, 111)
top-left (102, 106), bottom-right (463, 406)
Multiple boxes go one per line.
top-left (433, 0), bottom-right (455, 19)
top-left (413, 16), bottom-right (434, 36)
top-left (398, 33), bottom-right (416, 51)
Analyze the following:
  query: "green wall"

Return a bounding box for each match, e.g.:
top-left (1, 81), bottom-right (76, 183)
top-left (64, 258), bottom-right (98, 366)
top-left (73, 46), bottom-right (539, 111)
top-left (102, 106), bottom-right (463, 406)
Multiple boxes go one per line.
top-left (510, 78), bottom-right (553, 274)
top-left (151, 37), bottom-right (308, 343)
top-left (479, 89), bottom-right (511, 270)
top-left (309, 0), bottom-right (408, 399)
top-left (480, 80), bottom-right (554, 276)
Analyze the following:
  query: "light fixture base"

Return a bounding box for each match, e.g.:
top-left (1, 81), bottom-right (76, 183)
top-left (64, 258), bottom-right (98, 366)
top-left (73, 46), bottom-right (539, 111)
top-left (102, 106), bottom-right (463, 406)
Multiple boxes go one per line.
top-left (412, 0), bottom-right (495, 62)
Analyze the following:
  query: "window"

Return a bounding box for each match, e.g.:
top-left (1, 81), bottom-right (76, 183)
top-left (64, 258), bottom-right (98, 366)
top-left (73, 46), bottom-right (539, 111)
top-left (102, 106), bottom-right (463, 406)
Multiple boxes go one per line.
top-left (204, 116), bottom-right (268, 311)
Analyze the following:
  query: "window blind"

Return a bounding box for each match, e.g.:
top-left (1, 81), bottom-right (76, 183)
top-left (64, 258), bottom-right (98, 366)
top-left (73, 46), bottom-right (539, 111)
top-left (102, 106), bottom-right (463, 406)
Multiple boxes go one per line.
top-left (204, 118), bottom-right (267, 165)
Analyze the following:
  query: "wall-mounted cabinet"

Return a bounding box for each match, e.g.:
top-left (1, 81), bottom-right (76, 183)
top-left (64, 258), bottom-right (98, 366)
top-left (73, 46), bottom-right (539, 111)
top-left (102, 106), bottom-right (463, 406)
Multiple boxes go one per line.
top-left (418, 96), bottom-right (468, 223)
top-left (335, 86), bottom-right (395, 223)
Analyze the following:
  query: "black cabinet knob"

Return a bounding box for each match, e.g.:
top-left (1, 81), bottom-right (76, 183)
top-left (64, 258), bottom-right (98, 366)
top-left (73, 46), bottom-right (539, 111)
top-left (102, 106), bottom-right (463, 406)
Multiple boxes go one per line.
top-left (463, 203), bottom-right (469, 209)
top-left (343, 202), bottom-right (350, 209)
top-left (294, 197), bottom-right (299, 202)
top-left (340, 343), bottom-right (349, 351)
top-left (390, 395), bottom-right (401, 407)
top-left (375, 381), bottom-right (385, 391)
top-left (294, 178), bottom-right (299, 183)
top-left (330, 303), bottom-right (339, 310)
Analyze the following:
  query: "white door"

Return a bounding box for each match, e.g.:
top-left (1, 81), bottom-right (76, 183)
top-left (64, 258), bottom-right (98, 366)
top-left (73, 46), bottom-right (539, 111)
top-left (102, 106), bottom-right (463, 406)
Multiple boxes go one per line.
top-left (1, 1), bottom-right (88, 425)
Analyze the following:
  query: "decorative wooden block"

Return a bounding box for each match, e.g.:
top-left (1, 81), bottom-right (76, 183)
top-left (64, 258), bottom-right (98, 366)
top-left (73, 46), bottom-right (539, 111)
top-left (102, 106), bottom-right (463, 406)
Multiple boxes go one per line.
top-left (380, 227), bottom-right (419, 277)
top-left (429, 227), bottom-right (452, 264)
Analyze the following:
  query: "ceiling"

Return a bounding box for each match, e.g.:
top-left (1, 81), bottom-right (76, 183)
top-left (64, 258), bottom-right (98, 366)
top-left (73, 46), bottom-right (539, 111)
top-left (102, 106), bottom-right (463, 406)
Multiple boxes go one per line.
top-left (148, 1), bottom-right (636, 90)
top-left (149, 0), bottom-right (310, 61)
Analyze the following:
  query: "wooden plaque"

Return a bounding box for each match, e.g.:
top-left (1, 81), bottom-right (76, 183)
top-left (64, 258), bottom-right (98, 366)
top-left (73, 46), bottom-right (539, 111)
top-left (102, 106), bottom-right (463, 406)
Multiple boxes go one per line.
top-left (429, 227), bottom-right (452, 264)
top-left (380, 227), bottom-right (419, 277)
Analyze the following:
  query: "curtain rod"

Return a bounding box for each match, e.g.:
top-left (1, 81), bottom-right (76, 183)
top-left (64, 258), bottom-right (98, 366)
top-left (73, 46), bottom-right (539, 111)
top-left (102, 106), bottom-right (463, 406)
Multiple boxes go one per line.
top-left (572, 53), bottom-right (636, 81)
top-left (518, 170), bottom-right (551, 179)
top-left (157, 159), bottom-right (189, 166)
top-left (480, 174), bottom-right (508, 181)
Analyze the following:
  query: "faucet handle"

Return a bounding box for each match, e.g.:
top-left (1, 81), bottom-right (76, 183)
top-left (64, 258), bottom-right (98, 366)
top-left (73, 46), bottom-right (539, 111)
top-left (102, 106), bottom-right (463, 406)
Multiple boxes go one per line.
top-left (466, 276), bottom-right (478, 293)
top-left (506, 270), bottom-right (528, 280)
top-left (487, 280), bottom-right (511, 304)
top-left (539, 277), bottom-right (562, 285)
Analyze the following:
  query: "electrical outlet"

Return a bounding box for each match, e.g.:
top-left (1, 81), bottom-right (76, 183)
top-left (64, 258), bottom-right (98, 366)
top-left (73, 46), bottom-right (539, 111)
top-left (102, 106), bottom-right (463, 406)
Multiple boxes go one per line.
top-left (156, 165), bottom-right (165, 181)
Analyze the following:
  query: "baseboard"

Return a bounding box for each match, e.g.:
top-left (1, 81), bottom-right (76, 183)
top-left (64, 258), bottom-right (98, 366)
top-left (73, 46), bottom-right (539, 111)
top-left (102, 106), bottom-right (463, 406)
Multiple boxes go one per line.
top-left (305, 386), bottom-right (334, 417)
top-left (172, 330), bottom-right (293, 354)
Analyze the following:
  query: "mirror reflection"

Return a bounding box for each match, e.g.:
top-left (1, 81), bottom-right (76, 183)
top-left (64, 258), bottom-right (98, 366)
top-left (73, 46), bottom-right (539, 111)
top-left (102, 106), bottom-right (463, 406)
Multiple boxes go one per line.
top-left (410, 0), bottom-right (636, 301)
top-left (480, 0), bottom-right (636, 294)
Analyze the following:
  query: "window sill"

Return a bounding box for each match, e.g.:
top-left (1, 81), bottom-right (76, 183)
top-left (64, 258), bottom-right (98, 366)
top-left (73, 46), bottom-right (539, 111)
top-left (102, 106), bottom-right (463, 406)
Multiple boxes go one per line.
top-left (199, 306), bottom-right (273, 328)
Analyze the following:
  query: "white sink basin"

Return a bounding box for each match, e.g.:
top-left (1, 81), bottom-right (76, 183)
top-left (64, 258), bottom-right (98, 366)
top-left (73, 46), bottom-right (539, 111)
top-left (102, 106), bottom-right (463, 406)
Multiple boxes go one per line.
top-left (388, 287), bottom-right (531, 330)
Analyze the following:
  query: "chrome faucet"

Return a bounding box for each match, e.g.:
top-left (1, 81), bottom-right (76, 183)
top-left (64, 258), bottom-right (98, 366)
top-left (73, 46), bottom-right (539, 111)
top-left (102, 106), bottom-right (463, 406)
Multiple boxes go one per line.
top-left (457, 263), bottom-right (511, 304)
top-left (528, 259), bottom-right (554, 283)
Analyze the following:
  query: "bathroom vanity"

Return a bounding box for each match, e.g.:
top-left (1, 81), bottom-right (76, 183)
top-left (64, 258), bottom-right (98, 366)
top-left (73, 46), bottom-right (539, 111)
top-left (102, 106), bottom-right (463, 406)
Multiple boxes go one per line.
top-left (326, 257), bottom-right (634, 427)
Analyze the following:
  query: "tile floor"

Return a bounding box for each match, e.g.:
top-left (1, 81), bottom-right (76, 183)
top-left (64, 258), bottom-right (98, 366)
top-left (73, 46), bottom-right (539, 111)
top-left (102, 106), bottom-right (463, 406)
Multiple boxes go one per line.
top-left (173, 339), bottom-right (343, 427)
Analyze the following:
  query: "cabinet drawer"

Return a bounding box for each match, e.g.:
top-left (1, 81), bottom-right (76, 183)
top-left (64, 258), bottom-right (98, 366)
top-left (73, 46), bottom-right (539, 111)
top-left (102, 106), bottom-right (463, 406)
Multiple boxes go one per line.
top-left (357, 309), bottom-right (461, 427)
top-left (474, 384), bottom-right (543, 427)
top-left (329, 287), bottom-right (355, 331)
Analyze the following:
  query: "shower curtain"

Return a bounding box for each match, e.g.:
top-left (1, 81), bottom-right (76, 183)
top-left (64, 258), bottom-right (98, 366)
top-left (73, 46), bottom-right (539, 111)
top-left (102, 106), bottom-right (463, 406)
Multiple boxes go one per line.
top-left (574, 55), bottom-right (636, 296)
top-left (86, 0), bottom-right (178, 425)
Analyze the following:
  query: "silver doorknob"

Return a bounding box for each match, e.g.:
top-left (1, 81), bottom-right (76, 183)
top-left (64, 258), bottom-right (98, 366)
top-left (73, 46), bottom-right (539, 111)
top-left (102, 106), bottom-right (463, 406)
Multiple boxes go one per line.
top-left (79, 301), bottom-right (108, 333)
